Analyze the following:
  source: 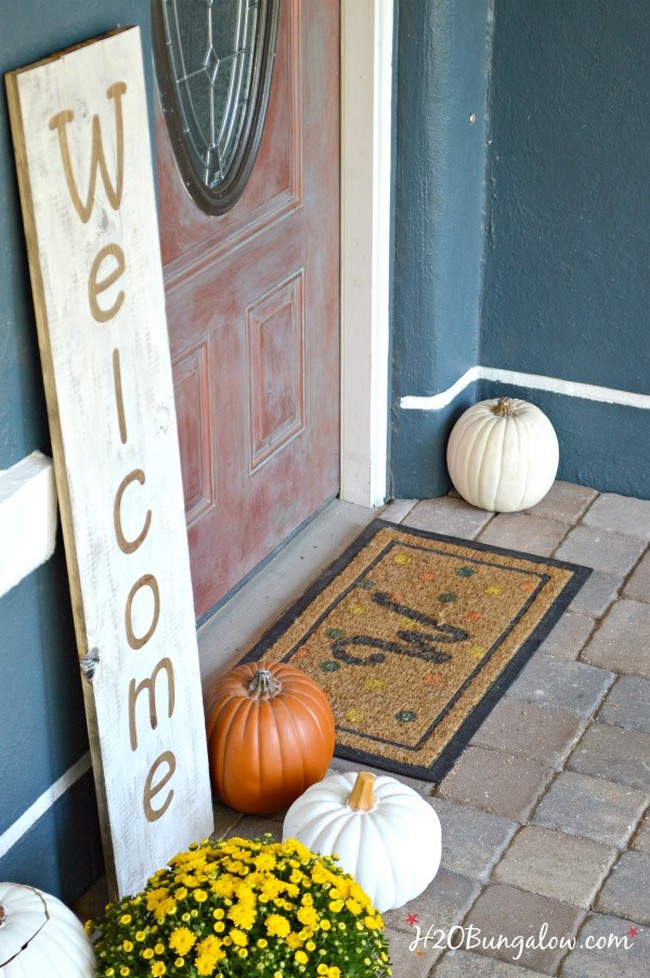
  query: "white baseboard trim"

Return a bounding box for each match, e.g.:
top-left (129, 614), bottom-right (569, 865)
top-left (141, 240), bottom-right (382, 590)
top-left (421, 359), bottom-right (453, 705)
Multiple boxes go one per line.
top-left (0, 451), bottom-right (58, 598)
top-left (0, 752), bottom-right (91, 860)
top-left (400, 365), bottom-right (650, 412)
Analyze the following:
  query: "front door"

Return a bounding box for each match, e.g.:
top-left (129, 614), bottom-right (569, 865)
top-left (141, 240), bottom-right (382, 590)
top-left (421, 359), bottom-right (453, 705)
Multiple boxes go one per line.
top-left (153, 1), bottom-right (340, 619)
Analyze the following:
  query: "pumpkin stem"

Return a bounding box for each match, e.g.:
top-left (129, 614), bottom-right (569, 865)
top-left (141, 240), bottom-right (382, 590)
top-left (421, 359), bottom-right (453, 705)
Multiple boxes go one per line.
top-left (0, 904), bottom-right (5, 927)
top-left (347, 771), bottom-right (377, 812)
top-left (246, 668), bottom-right (282, 698)
top-left (492, 397), bottom-right (514, 417)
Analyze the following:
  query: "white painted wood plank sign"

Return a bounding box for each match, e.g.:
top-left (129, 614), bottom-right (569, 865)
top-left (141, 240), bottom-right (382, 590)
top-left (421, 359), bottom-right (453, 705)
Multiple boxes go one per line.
top-left (5, 27), bottom-right (214, 899)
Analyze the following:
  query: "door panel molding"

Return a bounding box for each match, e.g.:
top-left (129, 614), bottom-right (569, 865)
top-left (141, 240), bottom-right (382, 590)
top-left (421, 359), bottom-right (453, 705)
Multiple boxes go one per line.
top-left (172, 340), bottom-right (215, 525)
top-left (246, 269), bottom-right (306, 474)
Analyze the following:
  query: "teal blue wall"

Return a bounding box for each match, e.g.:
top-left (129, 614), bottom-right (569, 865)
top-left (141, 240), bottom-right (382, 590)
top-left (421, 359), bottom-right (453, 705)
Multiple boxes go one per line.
top-left (391, 0), bottom-right (492, 497)
top-left (391, 0), bottom-right (650, 500)
top-left (480, 0), bottom-right (650, 496)
top-left (483, 0), bottom-right (649, 394)
top-left (0, 0), bottom-right (153, 904)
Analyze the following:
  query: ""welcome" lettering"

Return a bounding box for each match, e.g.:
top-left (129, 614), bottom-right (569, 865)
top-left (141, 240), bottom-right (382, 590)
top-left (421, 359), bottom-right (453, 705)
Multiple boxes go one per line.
top-left (49, 82), bottom-right (177, 824)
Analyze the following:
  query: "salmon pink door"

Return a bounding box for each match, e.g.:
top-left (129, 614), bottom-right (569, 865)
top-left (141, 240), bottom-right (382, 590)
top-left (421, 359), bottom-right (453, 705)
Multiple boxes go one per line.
top-left (153, 0), bottom-right (340, 618)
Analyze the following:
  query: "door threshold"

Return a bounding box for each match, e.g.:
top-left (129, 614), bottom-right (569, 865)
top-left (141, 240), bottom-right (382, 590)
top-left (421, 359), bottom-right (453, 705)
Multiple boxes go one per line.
top-left (197, 497), bottom-right (385, 685)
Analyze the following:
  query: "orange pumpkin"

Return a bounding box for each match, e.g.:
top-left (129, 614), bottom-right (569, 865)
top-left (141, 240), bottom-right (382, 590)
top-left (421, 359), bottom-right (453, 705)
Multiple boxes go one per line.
top-left (204, 662), bottom-right (335, 814)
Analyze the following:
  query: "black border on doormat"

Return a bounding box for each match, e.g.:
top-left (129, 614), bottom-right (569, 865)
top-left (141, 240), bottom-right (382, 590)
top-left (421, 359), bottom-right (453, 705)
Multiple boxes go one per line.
top-left (241, 519), bottom-right (593, 784)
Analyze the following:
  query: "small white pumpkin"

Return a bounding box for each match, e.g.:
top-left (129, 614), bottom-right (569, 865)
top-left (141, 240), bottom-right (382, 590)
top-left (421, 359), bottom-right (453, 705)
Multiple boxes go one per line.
top-left (282, 771), bottom-right (441, 912)
top-left (446, 396), bottom-right (559, 512)
top-left (0, 881), bottom-right (95, 977)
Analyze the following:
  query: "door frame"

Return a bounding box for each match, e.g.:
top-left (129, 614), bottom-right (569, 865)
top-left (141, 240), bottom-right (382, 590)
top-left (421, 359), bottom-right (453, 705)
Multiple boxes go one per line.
top-left (340, 0), bottom-right (394, 508)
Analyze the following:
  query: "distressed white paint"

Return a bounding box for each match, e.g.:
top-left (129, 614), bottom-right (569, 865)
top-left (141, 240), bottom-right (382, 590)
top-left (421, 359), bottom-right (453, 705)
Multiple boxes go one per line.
top-left (340, 0), bottom-right (393, 508)
top-left (0, 753), bottom-right (91, 860)
top-left (0, 452), bottom-right (57, 598)
top-left (6, 27), bottom-right (213, 899)
top-left (400, 365), bottom-right (650, 412)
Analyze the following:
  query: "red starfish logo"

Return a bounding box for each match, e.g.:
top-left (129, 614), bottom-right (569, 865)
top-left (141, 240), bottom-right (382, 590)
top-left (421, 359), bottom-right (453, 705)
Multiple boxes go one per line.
top-left (406, 912), bottom-right (419, 926)
top-left (627, 927), bottom-right (638, 938)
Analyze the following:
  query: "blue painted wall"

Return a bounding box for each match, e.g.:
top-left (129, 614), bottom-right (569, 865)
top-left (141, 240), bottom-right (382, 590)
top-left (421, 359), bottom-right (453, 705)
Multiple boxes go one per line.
top-left (482, 0), bottom-right (650, 395)
top-left (480, 0), bottom-right (650, 496)
top-left (0, 0), bottom-right (153, 904)
top-left (391, 0), bottom-right (491, 398)
top-left (392, 0), bottom-right (650, 500)
top-left (391, 0), bottom-right (492, 497)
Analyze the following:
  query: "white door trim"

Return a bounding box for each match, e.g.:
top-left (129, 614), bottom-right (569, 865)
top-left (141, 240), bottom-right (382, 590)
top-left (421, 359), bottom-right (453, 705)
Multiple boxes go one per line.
top-left (340, 0), bottom-right (394, 507)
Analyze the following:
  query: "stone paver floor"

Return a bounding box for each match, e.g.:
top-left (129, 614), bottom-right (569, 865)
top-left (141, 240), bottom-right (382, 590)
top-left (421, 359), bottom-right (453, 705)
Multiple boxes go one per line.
top-left (78, 483), bottom-right (650, 977)
top-left (233, 484), bottom-right (650, 978)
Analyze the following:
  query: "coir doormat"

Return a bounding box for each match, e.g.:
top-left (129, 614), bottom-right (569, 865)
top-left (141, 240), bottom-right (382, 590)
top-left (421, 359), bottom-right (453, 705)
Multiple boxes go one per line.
top-left (242, 520), bottom-right (592, 782)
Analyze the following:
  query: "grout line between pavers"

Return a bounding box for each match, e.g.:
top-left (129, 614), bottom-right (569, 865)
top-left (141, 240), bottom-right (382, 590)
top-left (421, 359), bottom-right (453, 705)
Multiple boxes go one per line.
top-left (575, 491), bottom-right (600, 525)
top-left (613, 538), bottom-right (649, 601)
top-left (629, 799), bottom-right (650, 850)
top-left (523, 767), bottom-right (564, 830)
top-left (549, 517), bottom-right (577, 557)
top-left (576, 609), bottom-right (611, 658)
top-left (485, 821), bottom-right (526, 882)
top-left (586, 845), bottom-right (627, 916)
top-left (591, 672), bottom-right (624, 727)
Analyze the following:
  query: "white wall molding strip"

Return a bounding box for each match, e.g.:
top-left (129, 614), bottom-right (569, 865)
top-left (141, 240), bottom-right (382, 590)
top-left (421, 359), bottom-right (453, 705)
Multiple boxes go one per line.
top-left (399, 366), bottom-right (481, 411)
top-left (0, 451), bottom-right (58, 598)
top-left (0, 752), bottom-right (91, 859)
top-left (400, 366), bottom-right (650, 412)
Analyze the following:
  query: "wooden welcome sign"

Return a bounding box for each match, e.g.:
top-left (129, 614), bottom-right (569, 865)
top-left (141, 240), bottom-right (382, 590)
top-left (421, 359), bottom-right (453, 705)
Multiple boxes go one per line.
top-left (6, 28), bottom-right (214, 898)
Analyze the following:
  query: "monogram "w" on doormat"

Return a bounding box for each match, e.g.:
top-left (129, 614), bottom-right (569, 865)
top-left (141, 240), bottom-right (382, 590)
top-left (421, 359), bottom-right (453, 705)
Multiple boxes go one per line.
top-left (242, 521), bottom-right (591, 781)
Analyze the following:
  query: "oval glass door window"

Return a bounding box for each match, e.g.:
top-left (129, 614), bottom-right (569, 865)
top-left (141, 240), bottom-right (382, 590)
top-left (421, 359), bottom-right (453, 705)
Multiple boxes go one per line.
top-left (152, 0), bottom-right (279, 214)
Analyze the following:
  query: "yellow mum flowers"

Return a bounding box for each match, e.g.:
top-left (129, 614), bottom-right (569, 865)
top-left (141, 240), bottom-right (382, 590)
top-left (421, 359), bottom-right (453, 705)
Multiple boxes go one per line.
top-left (88, 836), bottom-right (391, 978)
top-left (265, 913), bottom-right (291, 938)
top-left (168, 927), bottom-right (195, 956)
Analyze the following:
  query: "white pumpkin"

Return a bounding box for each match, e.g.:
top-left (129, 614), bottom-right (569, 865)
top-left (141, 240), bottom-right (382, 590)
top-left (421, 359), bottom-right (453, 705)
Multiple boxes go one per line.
top-left (446, 396), bottom-right (559, 512)
top-left (282, 771), bottom-right (441, 912)
top-left (0, 881), bottom-right (95, 977)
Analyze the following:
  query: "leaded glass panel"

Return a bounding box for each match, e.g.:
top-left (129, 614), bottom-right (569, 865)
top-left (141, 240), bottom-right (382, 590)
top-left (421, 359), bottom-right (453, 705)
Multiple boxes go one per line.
top-left (152, 0), bottom-right (279, 214)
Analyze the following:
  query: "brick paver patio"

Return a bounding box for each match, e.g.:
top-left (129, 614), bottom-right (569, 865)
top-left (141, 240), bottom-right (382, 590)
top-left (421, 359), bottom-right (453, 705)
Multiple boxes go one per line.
top-left (77, 483), bottom-right (650, 978)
